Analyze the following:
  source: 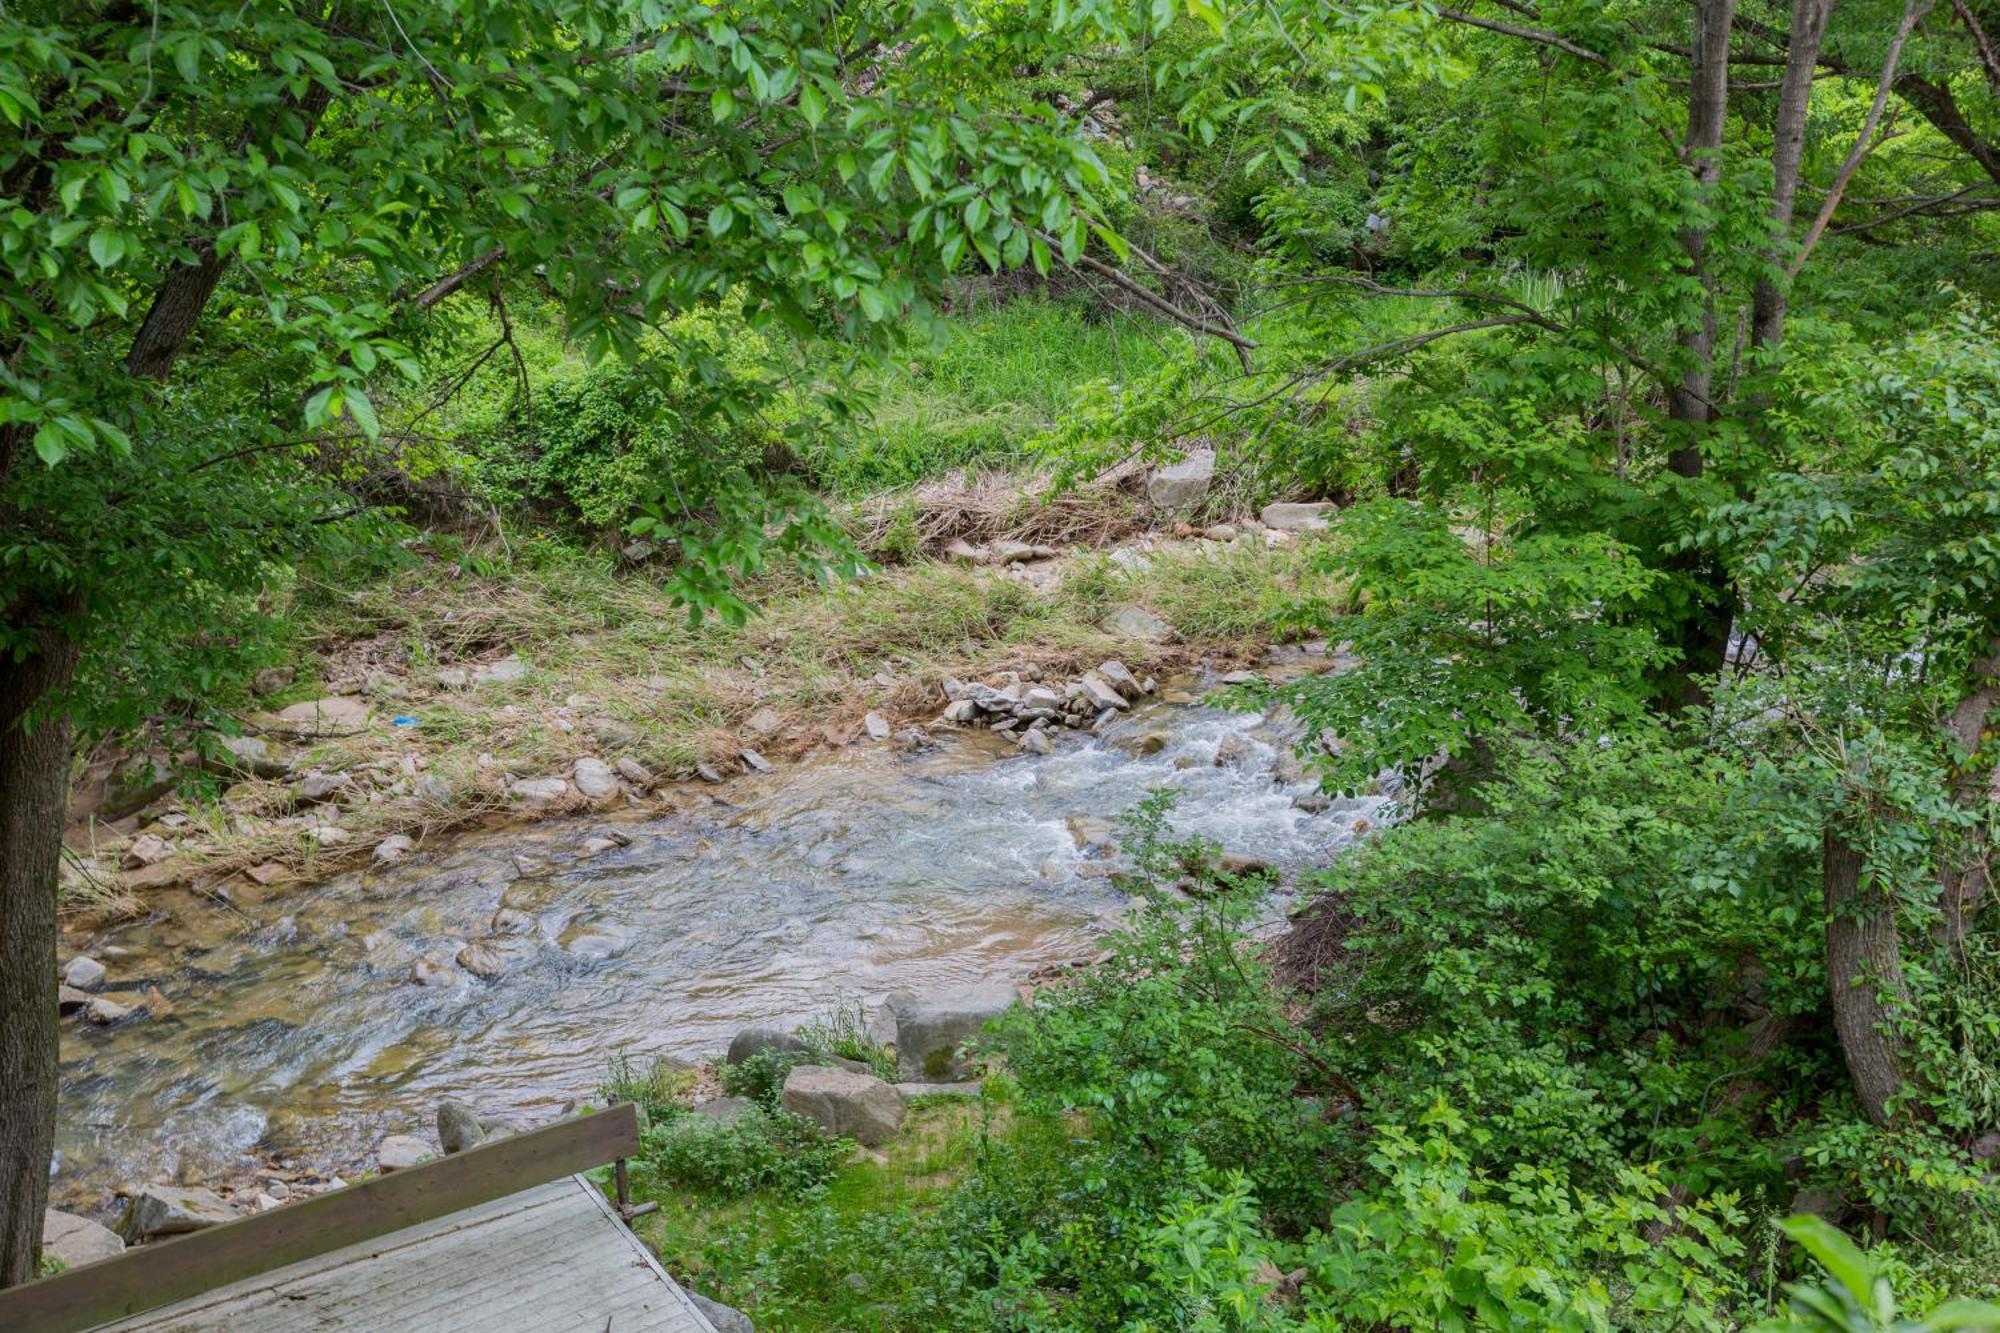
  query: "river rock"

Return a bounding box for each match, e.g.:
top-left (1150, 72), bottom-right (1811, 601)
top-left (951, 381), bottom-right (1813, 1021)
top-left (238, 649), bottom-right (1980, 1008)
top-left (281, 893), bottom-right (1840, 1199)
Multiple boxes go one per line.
top-left (214, 733), bottom-right (291, 779)
top-left (455, 940), bottom-right (507, 980)
top-left (863, 711), bottom-right (892, 741)
top-left (740, 749), bottom-right (771, 773)
top-left (572, 757), bottom-right (620, 801)
top-left (275, 696), bottom-right (371, 736)
top-left (1214, 733), bottom-right (1252, 768)
top-left (251, 665), bottom-right (295, 696)
top-left (490, 907), bottom-right (535, 934)
top-left (781, 1066), bottom-right (905, 1146)
top-left (437, 1100), bottom-right (488, 1154)
top-left (1101, 604), bottom-right (1171, 642)
top-left (1203, 524), bottom-right (1239, 542)
top-left (306, 824), bottom-right (351, 846)
top-left (474, 655), bottom-right (528, 686)
top-left (726, 1026), bottom-right (809, 1065)
top-left (614, 757), bottom-right (654, 787)
top-left (743, 707), bottom-right (782, 738)
top-left (85, 996), bottom-right (136, 1025)
top-left (417, 774), bottom-right (455, 805)
top-left (120, 1184), bottom-right (234, 1241)
top-left (890, 986), bottom-right (1017, 1081)
top-left (58, 985), bottom-right (91, 1015)
top-left (377, 1134), bottom-right (435, 1171)
top-left (1095, 660), bottom-right (1142, 699)
top-left (557, 916), bottom-right (631, 960)
top-left (410, 955), bottom-right (459, 987)
top-left (62, 955), bottom-right (107, 989)
top-left (1018, 729), bottom-right (1052, 755)
top-left (942, 699), bottom-right (979, 723)
top-left (1259, 501), bottom-right (1333, 532)
top-left (44, 1208), bottom-right (125, 1268)
top-left (696, 763), bottom-right (726, 783)
top-left (121, 835), bottom-right (172, 870)
top-left (373, 834), bottom-right (415, 865)
top-left (295, 770), bottom-right (350, 803)
top-left (1293, 792), bottom-right (1332, 814)
top-left (1146, 446), bottom-right (1215, 508)
top-left (1078, 675), bottom-right (1128, 712)
top-left (509, 776), bottom-right (569, 804)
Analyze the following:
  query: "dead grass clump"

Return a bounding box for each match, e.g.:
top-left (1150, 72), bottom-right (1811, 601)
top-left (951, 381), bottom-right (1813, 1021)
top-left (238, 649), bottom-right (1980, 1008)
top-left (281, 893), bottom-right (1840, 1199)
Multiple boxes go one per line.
top-left (1267, 891), bottom-right (1363, 995)
top-left (853, 469), bottom-right (1150, 555)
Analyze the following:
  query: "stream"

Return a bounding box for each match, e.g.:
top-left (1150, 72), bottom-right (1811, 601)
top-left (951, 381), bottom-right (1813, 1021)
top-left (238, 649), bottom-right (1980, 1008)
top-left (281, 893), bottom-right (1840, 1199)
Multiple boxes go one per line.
top-left (54, 686), bottom-right (1387, 1211)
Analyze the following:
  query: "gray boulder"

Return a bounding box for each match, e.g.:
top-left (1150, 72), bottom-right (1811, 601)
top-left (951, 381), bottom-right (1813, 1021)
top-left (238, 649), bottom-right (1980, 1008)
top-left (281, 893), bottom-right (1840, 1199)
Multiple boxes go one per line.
top-left (373, 833), bottom-right (415, 865)
top-left (1101, 605), bottom-right (1171, 642)
top-left (43, 1208), bottom-right (125, 1269)
top-left (62, 956), bottom-right (106, 990)
top-left (455, 940), bottom-right (507, 980)
top-left (509, 776), bottom-right (570, 804)
top-left (891, 986), bottom-right (1017, 1081)
top-left (572, 757), bottom-right (620, 801)
top-left (1259, 501), bottom-right (1333, 532)
top-left (726, 1026), bottom-right (808, 1066)
top-left (1146, 447), bottom-right (1215, 508)
top-left (437, 1100), bottom-right (487, 1154)
top-left (213, 733), bottom-right (291, 779)
top-left (251, 665), bottom-right (295, 696)
top-left (780, 1066), bottom-right (905, 1146)
top-left (121, 1184), bottom-right (234, 1241)
top-left (688, 1290), bottom-right (755, 1333)
top-left (84, 996), bottom-right (136, 1025)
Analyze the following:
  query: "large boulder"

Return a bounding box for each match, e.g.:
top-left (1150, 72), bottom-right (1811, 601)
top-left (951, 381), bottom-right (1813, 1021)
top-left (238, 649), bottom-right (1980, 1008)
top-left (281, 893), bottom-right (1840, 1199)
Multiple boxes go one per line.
top-left (44, 1208), bottom-right (124, 1268)
top-left (726, 1025), bottom-right (809, 1066)
top-left (120, 1184), bottom-right (234, 1242)
top-left (1146, 447), bottom-right (1215, 508)
top-left (890, 986), bottom-right (1017, 1081)
top-left (62, 956), bottom-right (106, 990)
top-left (780, 1066), bottom-right (905, 1146)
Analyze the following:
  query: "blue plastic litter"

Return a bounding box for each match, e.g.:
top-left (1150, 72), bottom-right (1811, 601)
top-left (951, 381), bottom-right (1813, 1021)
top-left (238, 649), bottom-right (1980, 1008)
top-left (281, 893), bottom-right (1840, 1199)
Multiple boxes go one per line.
top-left (391, 715), bottom-right (419, 727)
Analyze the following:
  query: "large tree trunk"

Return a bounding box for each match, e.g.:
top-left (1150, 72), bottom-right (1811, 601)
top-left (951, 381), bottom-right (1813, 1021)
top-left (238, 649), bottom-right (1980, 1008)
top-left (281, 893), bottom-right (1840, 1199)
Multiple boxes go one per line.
top-left (1939, 637), bottom-right (2000, 957)
top-left (0, 617), bottom-right (81, 1286)
top-left (1824, 826), bottom-right (1914, 1126)
top-left (1660, 0), bottom-right (1739, 713)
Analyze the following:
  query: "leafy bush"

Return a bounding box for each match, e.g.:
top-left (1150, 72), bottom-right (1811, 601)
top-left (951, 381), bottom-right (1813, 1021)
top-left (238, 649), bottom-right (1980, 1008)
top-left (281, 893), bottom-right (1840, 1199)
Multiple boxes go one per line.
top-left (638, 1108), bottom-right (847, 1201)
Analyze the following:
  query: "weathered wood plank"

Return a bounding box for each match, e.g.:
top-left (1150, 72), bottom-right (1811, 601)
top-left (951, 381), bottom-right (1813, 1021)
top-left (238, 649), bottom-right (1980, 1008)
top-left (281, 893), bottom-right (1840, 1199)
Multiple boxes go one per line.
top-left (97, 1177), bottom-right (714, 1333)
top-left (0, 1104), bottom-right (640, 1333)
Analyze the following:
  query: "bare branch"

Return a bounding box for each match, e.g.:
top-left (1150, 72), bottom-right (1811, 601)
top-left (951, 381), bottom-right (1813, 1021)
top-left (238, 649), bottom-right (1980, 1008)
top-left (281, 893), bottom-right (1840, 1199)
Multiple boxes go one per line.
top-left (1435, 6), bottom-right (1610, 63)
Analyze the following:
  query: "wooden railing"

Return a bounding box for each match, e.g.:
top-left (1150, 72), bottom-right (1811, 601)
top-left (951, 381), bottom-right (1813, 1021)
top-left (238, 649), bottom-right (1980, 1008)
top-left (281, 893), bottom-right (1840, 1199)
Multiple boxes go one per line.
top-left (0, 1102), bottom-right (641, 1333)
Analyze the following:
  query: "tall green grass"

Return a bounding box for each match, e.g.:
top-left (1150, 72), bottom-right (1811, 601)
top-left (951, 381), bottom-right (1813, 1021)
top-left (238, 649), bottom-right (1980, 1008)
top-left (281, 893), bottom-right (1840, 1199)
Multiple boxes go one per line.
top-left (807, 297), bottom-right (1180, 494)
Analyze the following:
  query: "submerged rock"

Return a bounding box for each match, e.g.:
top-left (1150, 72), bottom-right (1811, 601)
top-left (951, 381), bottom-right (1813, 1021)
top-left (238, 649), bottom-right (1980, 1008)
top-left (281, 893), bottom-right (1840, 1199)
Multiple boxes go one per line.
top-left (781, 1065), bottom-right (905, 1146)
top-left (556, 916), bottom-right (632, 960)
top-left (62, 955), bottom-right (106, 990)
top-left (455, 940), bottom-right (507, 980)
top-left (410, 955), bottom-right (459, 988)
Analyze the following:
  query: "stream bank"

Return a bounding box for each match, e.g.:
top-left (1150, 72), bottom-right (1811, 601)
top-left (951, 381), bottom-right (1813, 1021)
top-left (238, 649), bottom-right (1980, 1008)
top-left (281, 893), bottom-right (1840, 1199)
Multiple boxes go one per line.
top-left (53, 665), bottom-right (1382, 1226)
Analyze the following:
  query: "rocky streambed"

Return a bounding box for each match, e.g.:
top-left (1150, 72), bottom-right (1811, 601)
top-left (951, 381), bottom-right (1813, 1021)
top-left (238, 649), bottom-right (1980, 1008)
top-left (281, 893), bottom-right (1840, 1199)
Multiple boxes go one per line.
top-left (52, 671), bottom-right (1387, 1225)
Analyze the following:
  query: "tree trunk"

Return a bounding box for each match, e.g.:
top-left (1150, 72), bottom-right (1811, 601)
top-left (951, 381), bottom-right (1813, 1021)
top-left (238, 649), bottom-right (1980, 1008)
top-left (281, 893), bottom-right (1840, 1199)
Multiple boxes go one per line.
top-left (1939, 636), bottom-right (2000, 957)
top-left (0, 619), bottom-right (81, 1286)
top-left (1657, 0), bottom-right (1739, 714)
top-left (1824, 826), bottom-right (1913, 1126)
top-left (1750, 0), bottom-right (1834, 354)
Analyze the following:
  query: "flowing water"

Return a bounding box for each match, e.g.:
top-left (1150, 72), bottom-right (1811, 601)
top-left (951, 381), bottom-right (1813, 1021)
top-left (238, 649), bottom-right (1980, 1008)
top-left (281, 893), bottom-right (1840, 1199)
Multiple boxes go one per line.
top-left (53, 687), bottom-right (1387, 1210)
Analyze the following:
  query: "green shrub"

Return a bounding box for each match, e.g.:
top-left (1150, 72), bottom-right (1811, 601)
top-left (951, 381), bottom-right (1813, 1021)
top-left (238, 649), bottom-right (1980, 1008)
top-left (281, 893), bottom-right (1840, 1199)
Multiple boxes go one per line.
top-left (638, 1108), bottom-right (847, 1201)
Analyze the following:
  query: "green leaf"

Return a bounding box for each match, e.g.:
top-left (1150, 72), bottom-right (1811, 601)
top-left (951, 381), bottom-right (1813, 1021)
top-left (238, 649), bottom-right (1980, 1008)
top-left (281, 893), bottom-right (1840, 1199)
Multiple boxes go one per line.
top-left (344, 386), bottom-right (380, 440)
top-left (32, 421), bottom-right (67, 466)
top-left (711, 87), bottom-right (736, 122)
top-left (708, 202), bottom-right (735, 237)
top-left (1779, 1217), bottom-right (1873, 1309)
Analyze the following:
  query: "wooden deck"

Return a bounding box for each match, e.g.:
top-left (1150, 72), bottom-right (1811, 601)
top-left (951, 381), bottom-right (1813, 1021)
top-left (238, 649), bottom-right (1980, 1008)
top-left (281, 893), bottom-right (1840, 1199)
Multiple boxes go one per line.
top-left (95, 1175), bottom-right (716, 1332)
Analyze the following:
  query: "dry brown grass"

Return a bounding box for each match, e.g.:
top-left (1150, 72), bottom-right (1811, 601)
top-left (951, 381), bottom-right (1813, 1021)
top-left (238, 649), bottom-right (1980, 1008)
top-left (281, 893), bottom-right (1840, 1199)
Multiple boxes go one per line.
top-left (851, 468), bottom-right (1154, 554)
